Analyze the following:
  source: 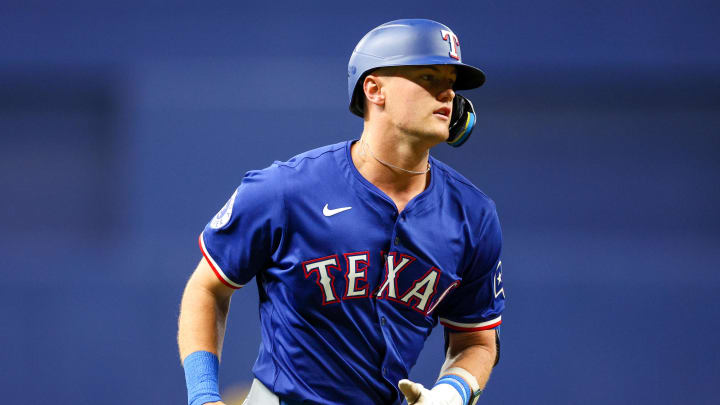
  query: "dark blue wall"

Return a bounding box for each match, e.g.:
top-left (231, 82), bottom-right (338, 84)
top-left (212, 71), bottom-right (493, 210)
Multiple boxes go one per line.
top-left (1, 1), bottom-right (718, 403)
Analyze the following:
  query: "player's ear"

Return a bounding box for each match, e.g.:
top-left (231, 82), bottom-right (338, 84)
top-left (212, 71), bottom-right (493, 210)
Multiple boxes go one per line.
top-left (363, 74), bottom-right (386, 109)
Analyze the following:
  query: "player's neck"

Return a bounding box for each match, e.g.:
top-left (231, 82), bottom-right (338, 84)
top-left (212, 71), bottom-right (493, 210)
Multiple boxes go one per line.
top-left (351, 129), bottom-right (431, 211)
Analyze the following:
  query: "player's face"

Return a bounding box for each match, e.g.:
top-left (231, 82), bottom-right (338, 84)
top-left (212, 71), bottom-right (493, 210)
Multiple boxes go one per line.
top-left (380, 65), bottom-right (457, 142)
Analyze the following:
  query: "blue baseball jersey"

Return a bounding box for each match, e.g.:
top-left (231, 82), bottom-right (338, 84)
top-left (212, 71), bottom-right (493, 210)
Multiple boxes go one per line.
top-left (199, 140), bottom-right (504, 405)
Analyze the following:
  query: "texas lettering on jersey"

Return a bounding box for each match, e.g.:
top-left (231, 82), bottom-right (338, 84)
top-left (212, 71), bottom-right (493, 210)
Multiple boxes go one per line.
top-left (302, 251), bottom-right (445, 315)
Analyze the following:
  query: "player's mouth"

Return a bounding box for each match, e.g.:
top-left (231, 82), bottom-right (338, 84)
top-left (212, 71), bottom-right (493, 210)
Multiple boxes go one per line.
top-left (433, 107), bottom-right (451, 120)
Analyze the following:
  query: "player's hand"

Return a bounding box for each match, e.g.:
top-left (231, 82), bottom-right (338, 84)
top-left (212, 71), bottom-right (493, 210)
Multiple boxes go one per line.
top-left (399, 379), bottom-right (429, 404)
top-left (398, 379), bottom-right (461, 405)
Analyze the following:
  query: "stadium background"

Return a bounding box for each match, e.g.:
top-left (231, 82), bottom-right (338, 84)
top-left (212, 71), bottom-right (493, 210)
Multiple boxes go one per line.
top-left (1, 1), bottom-right (718, 403)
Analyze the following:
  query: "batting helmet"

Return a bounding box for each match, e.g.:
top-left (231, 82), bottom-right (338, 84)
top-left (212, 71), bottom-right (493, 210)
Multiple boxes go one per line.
top-left (348, 19), bottom-right (485, 114)
top-left (348, 19), bottom-right (485, 146)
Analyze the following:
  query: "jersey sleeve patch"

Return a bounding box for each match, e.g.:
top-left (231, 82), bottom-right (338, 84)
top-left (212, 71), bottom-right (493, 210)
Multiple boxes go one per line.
top-left (210, 188), bottom-right (238, 229)
top-left (439, 315), bottom-right (502, 331)
top-left (199, 232), bottom-right (244, 289)
top-left (493, 260), bottom-right (504, 299)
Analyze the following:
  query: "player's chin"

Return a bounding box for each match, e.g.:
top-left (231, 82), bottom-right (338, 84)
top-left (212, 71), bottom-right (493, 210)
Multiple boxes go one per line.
top-left (431, 116), bottom-right (450, 134)
top-left (407, 121), bottom-right (449, 143)
top-left (417, 131), bottom-right (449, 147)
top-left (426, 123), bottom-right (450, 142)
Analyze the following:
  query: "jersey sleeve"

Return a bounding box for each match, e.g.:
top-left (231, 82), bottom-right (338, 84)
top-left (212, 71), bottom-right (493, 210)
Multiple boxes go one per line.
top-left (436, 204), bottom-right (504, 332)
top-left (199, 168), bottom-right (285, 289)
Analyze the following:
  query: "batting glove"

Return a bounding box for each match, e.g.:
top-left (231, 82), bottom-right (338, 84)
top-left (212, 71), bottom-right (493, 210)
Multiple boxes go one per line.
top-left (398, 379), bottom-right (464, 405)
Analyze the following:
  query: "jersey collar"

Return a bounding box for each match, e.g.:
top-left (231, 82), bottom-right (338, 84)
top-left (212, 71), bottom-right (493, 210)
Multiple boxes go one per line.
top-left (340, 140), bottom-right (441, 216)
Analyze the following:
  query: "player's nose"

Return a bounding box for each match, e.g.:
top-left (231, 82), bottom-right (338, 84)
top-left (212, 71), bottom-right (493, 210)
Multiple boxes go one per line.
top-left (437, 87), bottom-right (455, 103)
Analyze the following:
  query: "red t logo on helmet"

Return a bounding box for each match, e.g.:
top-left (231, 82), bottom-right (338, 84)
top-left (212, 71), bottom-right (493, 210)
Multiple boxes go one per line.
top-left (440, 30), bottom-right (460, 61)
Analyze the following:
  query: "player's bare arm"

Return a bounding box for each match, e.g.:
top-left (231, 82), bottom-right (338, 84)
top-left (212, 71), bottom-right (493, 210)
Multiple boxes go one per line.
top-left (178, 258), bottom-right (235, 405)
top-left (178, 258), bottom-right (235, 360)
top-left (442, 329), bottom-right (497, 389)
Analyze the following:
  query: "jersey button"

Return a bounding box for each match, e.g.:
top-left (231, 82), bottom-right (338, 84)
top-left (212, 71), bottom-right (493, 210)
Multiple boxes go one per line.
top-left (381, 316), bottom-right (387, 326)
top-left (394, 236), bottom-right (400, 245)
top-left (382, 367), bottom-right (387, 376)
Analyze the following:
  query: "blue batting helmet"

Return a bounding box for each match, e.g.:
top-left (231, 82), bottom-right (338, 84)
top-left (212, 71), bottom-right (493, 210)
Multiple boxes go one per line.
top-left (348, 19), bottom-right (486, 117)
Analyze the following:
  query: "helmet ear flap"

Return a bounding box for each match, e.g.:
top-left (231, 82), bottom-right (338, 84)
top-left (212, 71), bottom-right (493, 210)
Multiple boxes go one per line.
top-left (447, 94), bottom-right (476, 147)
top-left (349, 83), bottom-right (366, 116)
top-left (349, 71), bottom-right (375, 117)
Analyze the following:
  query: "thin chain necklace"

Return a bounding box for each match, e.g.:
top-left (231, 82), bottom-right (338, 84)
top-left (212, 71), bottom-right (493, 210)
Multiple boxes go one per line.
top-left (361, 139), bottom-right (431, 175)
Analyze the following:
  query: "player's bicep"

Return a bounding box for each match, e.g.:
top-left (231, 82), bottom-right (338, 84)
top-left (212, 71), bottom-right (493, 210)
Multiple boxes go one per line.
top-left (189, 257), bottom-right (237, 301)
top-left (446, 329), bottom-right (496, 358)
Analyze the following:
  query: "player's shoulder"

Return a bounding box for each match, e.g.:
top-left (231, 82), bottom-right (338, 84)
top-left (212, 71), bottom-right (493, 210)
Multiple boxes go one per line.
top-left (431, 157), bottom-right (497, 213)
top-left (242, 141), bottom-right (346, 182)
top-left (272, 141), bottom-right (347, 171)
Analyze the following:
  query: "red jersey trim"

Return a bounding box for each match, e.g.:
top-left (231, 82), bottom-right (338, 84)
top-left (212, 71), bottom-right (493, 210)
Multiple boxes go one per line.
top-left (198, 232), bottom-right (243, 289)
top-left (439, 316), bottom-right (502, 331)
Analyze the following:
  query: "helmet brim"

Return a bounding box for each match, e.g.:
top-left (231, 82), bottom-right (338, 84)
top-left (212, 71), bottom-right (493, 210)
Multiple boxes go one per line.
top-left (454, 63), bottom-right (486, 90)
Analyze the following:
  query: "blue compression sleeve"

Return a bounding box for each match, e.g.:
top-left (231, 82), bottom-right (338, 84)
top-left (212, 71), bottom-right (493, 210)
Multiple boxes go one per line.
top-left (183, 351), bottom-right (222, 405)
top-left (435, 374), bottom-right (472, 405)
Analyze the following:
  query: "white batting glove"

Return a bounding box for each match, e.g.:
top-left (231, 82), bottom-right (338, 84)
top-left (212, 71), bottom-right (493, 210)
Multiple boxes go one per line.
top-left (398, 379), bottom-right (464, 405)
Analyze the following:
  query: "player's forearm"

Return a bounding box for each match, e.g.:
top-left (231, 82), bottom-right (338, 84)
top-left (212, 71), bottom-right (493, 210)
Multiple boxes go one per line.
top-left (177, 278), bottom-right (231, 362)
top-left (440, 340), bottom-right (496, 390)
top-left (399, 340), bottom-right (496, 405)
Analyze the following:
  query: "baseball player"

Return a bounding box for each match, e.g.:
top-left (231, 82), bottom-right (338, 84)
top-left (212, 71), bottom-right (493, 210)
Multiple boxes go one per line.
top-left (178, 19), bottom-right (505, 405)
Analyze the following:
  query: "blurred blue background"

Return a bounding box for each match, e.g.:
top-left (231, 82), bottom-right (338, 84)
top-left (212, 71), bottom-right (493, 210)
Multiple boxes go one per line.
top-left (1, 0), bottom-right (718, 403)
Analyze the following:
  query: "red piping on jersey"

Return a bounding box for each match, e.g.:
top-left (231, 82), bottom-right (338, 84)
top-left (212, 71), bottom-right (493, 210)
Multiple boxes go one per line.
top-left (198, 234), bottom-right (241, 289)
top-left (440, 319), bottom-right (502, 332)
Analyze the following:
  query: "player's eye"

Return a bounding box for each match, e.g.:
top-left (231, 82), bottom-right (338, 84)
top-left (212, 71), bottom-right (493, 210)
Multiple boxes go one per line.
top-left (421, 74), bottom-right (434, 81)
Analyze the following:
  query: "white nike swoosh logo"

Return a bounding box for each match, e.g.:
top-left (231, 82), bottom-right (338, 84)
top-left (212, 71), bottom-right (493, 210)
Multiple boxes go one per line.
top-left (323, 204), bottom-right (352, 217)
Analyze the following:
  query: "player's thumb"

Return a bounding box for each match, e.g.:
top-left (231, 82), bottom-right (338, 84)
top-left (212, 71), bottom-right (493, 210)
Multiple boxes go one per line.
top-left (398, 379), bottom-right (424, 403)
